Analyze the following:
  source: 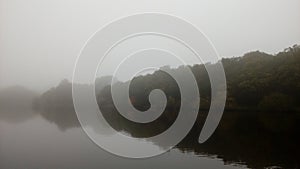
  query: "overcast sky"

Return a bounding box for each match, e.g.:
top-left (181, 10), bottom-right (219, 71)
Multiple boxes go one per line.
top-left (1, 0), bottom-right (300, 91)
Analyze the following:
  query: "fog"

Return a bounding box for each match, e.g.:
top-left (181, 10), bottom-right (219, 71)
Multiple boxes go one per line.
top-left (1, 0), bottom-right (300, 92)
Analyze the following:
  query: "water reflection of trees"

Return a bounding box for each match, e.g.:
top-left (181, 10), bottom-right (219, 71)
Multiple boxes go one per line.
top-left (34, 87), bottom-right (300, 169)
top-left (34, 102), bottom-right (300, 169)
top-left (98, 90), bottom-right (300, 169)
top-left (179, 112), bottom-right (300, 169)
top-left (33, 46), bottom-right (300, 169)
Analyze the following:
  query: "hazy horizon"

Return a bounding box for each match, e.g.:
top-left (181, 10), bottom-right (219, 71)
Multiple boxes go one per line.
top-left (1, 0), bottom-right (300, 92)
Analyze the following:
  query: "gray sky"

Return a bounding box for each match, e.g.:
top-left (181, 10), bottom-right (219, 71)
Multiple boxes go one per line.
top-left (1, 0), bottom-right (300, 91)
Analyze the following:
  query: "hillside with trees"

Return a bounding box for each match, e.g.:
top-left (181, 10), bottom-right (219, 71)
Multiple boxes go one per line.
top-left (34, 45), bottom-right (300, 127)
top-left (31, 45), bottom-right (300, 168)
top-left (98, 44), bottom-right (300, 114)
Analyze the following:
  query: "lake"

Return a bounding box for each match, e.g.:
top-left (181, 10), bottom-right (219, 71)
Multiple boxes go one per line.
top-left (0, 109), bottom-right (299, 169)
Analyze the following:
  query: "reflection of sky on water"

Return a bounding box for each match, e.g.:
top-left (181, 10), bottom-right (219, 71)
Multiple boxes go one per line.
top-left (0, 114), bottom-right (244, 169)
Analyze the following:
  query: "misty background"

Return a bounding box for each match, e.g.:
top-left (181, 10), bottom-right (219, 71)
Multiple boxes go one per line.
top-left (1, 0), bottom-right (300, 92)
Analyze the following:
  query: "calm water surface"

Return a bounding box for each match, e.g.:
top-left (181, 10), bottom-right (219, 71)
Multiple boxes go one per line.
top-left (0, 110), bottom-right (246, 169)
top-left (1, 109), bottom-right (299, 169)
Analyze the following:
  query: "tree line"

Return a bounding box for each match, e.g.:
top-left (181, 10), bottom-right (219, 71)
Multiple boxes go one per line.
top-left (34, 45), bottom-right (300, 114)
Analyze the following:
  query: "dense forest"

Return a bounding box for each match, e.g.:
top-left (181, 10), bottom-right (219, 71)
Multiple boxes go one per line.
top-left (32, 45), bottom-right (300, 129)
top-left (34, 45), bottom-right (300, 113)
top-left (32, 44), bottom-right (300, 136)
top-left (98, 44), bottom-right (300, 113)
top-left (29, 45), bottom-right (300, 168)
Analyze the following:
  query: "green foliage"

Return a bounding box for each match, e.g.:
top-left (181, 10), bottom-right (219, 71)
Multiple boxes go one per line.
top-left (31, 45), bottom-right (300, 169)
top-left (258, 92), bottom-right (294, 112)
top-left (36, 45), bottom-right (300, 113)
top-left (116, 45), bottom-right (300, 112)
top-left (221, 45), bottom-right (300, 110)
